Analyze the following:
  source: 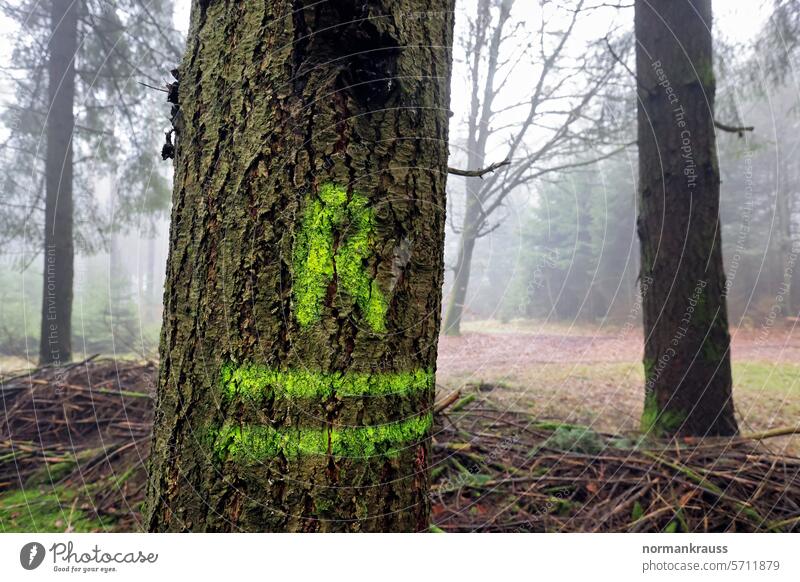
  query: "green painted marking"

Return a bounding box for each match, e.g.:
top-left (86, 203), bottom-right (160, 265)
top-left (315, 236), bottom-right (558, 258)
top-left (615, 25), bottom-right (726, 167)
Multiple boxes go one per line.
top-left (220, 364), bottom-right (433, 401)
top-left (211, 413), bottom-right (432, 460)
top-left (293, 182), bottom-right (388, 332)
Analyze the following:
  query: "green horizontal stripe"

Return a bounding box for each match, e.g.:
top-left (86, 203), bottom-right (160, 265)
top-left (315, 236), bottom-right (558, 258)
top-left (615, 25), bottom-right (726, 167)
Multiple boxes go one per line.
top-left (211, 413), bottom-right (432, 460)
top-left (220, 364), bottom-right (434, 401)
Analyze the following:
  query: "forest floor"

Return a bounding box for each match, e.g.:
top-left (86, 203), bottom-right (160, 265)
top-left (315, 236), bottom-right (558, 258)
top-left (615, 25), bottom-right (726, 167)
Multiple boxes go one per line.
top-left (1, 321), bottom-right (799, 532)
top-left (438, 320), bottom-right (800, 455)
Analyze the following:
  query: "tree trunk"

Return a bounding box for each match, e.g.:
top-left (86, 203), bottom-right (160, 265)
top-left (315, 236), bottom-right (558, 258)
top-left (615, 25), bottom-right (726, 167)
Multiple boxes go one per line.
top-left (777, 184), bottom-right (799, 317)
top-left (145, 0), bottom-right (455, 532)
top-left (39, 0), bottom-right (77, 365)
top-left (442, 0), bottom-right (509, 336)
top-left (443, 200), bottom-right (479, 335)
top-left (146, 234), bottom-right (156, 301)
top-left (635, 0), bottom-right (738, 436)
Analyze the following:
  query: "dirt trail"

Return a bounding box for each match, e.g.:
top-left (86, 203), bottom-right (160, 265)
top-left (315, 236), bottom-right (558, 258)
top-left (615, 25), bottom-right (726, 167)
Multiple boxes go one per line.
top-left (437, 326), bottom-right (800, 376)
top-left (435, 325), bottom-right (800, 451)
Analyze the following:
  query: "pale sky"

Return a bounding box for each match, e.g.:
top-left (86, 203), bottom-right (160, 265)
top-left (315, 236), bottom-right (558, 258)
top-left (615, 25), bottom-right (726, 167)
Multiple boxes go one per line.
top-left (0, 0), bottom-right (778, 166)
top-left (170, 1), bottom-right (770, 43)
top-left (0, 1), bottom-right (773, 104)
top-left (170, 0), bottom-right (769, 40)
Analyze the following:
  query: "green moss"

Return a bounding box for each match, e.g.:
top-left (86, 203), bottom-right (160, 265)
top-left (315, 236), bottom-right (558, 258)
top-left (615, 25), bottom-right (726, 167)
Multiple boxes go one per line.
top-left (293, 182), bottom-right (387, 331)
top-left (643, 357), bottom-right (655, 383)
top-left (219, 363), bottom-right (433, 401)
top-left (701, 338), bottom-right (721, 362)
top-left (211, 413), bottom-right (432, 460)
top-left (701, 334), bottom-right (725, 362)
top-left (313, 496), bottom-right (335, 515)
top-left (24, 447), bottom-right (106, 487)
top-left (292, 188), bottom-right (341, 328)
top-left (0, 487), bottom-right (106, 533)
top-left (641, 392), bottom-right (685, 437)
top-left (543, 426), bottom-right (604, 454)
top-left (25, 458), bottom-right (77, 486)
top-left (548, 495), bottom-right (574, 517)
top-left (631, 501), bottom-right (644, 522)
top-left (695, 58), bottom-right (715, 88)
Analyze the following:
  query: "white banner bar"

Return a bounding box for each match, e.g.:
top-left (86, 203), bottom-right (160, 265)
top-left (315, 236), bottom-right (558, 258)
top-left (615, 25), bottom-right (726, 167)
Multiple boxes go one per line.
top-left (1, 533), bottom-right (797, 581)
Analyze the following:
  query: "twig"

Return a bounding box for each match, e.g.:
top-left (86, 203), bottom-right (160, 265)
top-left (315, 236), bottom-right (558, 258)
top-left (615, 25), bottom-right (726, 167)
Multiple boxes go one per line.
top-left (740, 425), bottom-right (800, 441)
top-left (603, 36), bottom-right (641, 90)
top-left (448, 159), bottom-right (510, 178)
top-left (137, 80), bottom-right (168, 93)
top-left (714, 120), bottom-right (755, 137)
top-left (434, 389), bottom-right (461, 415)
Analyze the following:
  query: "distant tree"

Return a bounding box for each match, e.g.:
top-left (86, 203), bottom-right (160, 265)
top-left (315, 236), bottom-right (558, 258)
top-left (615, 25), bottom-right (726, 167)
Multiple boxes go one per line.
top-left (719, 1), bottom-right (800, 322)
top-left (755, 0), bottom-right (800, 84)
top-left (145, 0), bottom-right (455, 531)
top-left (443, 0), bottom-right (629, 335)
top-left (504, 159), bottom-right (638, 322)
top-left (635, 0), bottom-right (738, 436)
top-left (715, 86), bottom-right (800, 324)
top-left (0, 0), bottom-right (181, 364)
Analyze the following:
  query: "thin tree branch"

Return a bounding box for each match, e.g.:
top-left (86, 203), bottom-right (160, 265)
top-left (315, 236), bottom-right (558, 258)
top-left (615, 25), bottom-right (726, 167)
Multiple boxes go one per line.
top-left (138, 80), bottom-right (168, 93)
top-left (448, 159), bottom-right (511, 178)
top-left (714, 120), bottom-right (754, 136)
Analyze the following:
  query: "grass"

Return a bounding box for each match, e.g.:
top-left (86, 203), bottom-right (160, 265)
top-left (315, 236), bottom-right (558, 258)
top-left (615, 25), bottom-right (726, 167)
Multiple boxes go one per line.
top-left (0, 486), bottom-right (107, 533)
top-left (460, 318), bottom-right (612, 336)
top-left (0, 446), bottom-right (140, 533)
top-left (734, 361), bottom-right (800, 396)
top-left (440, 361), bottom-right (800, 452)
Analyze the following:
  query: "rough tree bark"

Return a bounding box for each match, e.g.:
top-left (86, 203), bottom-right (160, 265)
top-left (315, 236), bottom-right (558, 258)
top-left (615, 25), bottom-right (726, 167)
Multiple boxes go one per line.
top-left (635, 0), bottom-right (738, 436)
top-left (39, 0), bottom-right (77, 365)
top-left (145, 0), bottom-right (455, 531)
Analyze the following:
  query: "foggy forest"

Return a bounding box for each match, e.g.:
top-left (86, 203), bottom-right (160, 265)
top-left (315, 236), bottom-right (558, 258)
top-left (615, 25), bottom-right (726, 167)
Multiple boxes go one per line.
top-left (1, 0), bottom-right (800, 539)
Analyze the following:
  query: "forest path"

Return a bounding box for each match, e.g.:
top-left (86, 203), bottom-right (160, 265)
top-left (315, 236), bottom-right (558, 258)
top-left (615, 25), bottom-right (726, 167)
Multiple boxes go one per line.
top-left (437, 321), bottom-right (800, 453)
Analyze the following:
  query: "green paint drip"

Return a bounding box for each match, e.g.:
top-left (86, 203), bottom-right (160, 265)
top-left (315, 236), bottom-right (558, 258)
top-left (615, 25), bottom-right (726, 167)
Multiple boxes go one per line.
top-left (293, 182), bottom-right (388, 331)
top-left (220, 363), bottom-right (433, 401)
top-left (211, 413), bottom-right (432, 460)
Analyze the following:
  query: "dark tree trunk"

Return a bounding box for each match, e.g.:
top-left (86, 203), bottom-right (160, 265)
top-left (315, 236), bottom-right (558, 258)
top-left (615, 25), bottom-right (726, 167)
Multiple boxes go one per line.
top-left (145, 0), bottom-right (455, 531)
top-left (635, 0), bottom-right (738, 436)
top-left (39, 0), bottom-right (77, 365)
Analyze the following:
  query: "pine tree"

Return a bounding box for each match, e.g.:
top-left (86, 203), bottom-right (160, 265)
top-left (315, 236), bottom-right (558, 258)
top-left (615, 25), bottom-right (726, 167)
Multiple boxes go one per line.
top-left (635, 0), bottom-right (738, 436)
top-left (0, 0), bottom-right (181, 363)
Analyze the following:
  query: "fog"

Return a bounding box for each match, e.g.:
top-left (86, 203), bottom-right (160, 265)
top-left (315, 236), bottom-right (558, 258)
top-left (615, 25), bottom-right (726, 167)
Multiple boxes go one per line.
top-left (0, 0), bottom-right (796, 362)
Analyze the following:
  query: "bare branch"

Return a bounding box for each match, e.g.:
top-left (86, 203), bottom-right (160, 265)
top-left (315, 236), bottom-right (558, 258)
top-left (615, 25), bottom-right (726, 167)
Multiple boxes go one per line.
top-left (714, 120), bottom-right (754, 136)
top-left (448, 159), bottom-right (511, 178)
top-left (138, 81), bottom-right (169, 93)
top-left (603, 35), bottom-right (642, 89)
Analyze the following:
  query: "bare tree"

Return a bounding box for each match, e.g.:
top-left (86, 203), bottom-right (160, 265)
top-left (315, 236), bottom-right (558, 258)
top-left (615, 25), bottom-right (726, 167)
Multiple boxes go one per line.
top-left (443, 0), bottom-right (630, 335)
